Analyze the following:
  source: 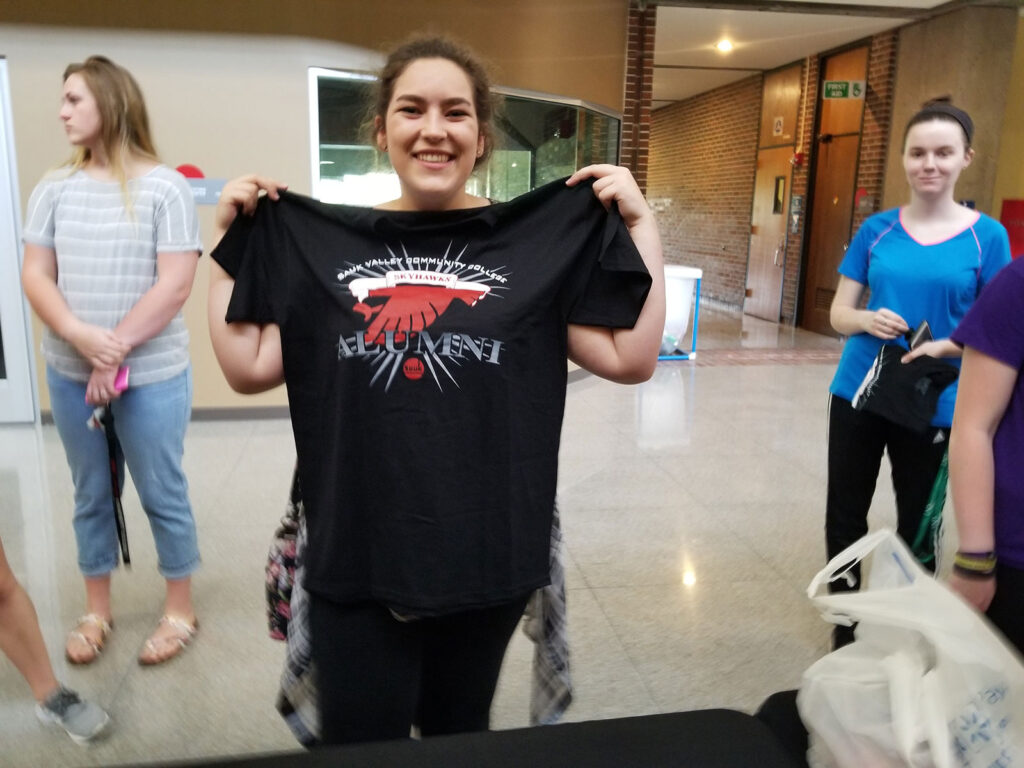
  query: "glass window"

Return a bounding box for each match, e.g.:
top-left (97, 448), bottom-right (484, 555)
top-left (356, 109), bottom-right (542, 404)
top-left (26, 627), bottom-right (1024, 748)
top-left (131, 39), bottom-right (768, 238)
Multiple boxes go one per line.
top-left (309, 67), bottom-right (621, 205)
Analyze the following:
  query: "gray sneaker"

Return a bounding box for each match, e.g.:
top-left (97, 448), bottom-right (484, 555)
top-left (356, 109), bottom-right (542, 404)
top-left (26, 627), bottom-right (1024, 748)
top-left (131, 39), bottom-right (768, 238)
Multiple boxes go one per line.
top-left (35, 685), bottom-right (110, 744)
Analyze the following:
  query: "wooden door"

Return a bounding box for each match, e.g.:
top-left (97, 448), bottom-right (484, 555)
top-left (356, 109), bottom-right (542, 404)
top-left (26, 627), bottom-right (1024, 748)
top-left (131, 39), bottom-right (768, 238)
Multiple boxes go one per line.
top-left (800, 46), bottom-right (868, 336)
top-left (801, 135), bottom-right (861, 335)
top-left (745, 64), bottom-right (801, 321)
top-left (744, 146), bottom-right (792, 321)
top-left (759, 66), bottom-right (801, 148)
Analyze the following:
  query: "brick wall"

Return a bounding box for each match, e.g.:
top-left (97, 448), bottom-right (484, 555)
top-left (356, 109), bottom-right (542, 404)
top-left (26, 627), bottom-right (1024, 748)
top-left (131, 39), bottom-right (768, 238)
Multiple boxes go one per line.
top-left (781, 57), bottom-right (817, 321)
top-left (647, 76), bottom-right (762, 307)
top-left (647, 29), bottom-right (897, 318)
top-left (783, 32), bottom-right (896, 321)
top-left (852, 30), bottom-right (898, 233)
top-left (622, 0), bottom-right (656, 193)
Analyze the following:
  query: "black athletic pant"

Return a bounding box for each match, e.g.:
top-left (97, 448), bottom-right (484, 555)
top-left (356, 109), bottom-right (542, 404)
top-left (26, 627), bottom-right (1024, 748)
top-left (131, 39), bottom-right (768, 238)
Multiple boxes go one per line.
top-left (825, 394), bottom-right (947, 592)
top-left (309, 592), bottom-right (530, 746)
top-left (987, 563), bottom-right (1024, 657)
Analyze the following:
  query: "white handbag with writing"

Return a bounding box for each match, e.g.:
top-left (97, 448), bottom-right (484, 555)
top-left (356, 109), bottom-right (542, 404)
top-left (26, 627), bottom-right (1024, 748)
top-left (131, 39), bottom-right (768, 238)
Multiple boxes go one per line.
top-left (798, 529), bottom-right (1024, 768)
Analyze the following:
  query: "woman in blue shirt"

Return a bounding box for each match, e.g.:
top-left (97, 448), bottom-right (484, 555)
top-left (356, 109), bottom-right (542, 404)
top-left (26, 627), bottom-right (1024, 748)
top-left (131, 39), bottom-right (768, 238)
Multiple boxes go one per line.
top-left (825, 99), bottom-right (1010, 648)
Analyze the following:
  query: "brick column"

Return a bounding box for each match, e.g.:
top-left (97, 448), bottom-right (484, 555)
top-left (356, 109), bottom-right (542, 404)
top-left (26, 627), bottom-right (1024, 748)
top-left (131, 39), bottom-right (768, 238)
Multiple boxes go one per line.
top-left (622, 0), bottom-right (656, 194)
top-left (852, 29), bottom-right (898, 232)
top-left (781, 55), bottom-right (818, 323)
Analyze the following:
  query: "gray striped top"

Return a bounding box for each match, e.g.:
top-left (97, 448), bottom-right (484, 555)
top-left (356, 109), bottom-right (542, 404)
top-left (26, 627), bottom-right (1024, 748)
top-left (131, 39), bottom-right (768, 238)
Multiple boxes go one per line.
top-left (23, 165), bottom-right (202, 386)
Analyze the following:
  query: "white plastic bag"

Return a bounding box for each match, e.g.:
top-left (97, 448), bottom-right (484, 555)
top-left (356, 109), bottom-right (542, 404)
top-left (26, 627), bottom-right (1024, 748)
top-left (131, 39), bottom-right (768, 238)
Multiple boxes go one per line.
top-left (798, 529), bottom-right (1024, 768)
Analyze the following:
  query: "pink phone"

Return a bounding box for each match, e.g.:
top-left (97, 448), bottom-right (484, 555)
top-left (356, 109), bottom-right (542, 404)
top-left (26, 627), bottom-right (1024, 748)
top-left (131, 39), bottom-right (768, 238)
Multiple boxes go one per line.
top-left (84, 367), bottom-right (130, 426)
top-left (114, 366), bottom-right (130, 392)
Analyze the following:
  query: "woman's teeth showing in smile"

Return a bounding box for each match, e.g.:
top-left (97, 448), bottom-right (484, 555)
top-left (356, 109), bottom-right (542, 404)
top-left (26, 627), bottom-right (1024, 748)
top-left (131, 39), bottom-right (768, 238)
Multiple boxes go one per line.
top-left (417, 152), bottom-right (452, 163)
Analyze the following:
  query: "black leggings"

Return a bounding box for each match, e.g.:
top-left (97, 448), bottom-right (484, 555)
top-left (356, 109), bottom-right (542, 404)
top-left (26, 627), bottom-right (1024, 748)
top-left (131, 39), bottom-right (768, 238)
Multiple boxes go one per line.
top-left (987, 563), bottom-right (1024, 656)
top-left (309, 593), bottom-right (530, 746)
top-left (825, 394), bottom-right (947, 590)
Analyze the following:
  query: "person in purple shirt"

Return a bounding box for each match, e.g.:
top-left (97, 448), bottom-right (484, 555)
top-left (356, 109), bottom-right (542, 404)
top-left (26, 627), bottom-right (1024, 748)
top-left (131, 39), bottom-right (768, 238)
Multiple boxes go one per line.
top-left (825, 98), bottom-right (1011, 648)
top-left (949, 256), bottom-right (1024, 654)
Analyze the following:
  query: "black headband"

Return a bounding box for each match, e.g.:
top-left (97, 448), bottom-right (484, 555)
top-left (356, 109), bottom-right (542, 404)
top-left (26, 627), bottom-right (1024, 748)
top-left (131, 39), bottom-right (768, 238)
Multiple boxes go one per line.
top-left (913, 103), bottom-right (974, 145)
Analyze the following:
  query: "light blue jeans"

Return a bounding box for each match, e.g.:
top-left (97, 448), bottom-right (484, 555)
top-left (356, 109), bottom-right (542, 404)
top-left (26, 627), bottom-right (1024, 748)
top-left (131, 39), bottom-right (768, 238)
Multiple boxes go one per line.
top-left (47, 365), bottom-right (200, 579)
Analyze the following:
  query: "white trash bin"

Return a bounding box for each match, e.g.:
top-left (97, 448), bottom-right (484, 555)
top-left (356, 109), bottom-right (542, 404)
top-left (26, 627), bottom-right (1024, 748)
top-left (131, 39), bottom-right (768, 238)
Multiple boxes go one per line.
top-left (661, 265), bottom-right (702, 358)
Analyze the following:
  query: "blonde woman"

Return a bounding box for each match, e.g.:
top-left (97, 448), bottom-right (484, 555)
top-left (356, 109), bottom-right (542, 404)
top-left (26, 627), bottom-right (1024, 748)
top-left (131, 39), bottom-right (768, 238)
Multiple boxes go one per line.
top-left (21, 56), bottom-right (201, 666)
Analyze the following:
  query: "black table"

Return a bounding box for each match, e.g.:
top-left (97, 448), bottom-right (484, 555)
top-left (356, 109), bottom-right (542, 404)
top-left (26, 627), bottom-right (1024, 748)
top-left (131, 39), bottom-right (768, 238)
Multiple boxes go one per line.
top-left (149, 709), bottom-right (804, 767)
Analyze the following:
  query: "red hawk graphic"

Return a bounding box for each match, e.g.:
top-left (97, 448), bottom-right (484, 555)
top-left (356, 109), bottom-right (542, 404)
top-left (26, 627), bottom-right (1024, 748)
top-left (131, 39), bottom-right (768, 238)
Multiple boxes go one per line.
top-left (349, 270), bottom-right (491, 345)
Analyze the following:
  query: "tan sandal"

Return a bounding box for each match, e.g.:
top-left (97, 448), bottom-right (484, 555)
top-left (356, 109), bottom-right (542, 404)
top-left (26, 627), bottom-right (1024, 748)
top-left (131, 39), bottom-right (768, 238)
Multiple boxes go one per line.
top-left (138, 614), bottom-right (198, 666)
top-left (65, 614), bottom-right (112, 665)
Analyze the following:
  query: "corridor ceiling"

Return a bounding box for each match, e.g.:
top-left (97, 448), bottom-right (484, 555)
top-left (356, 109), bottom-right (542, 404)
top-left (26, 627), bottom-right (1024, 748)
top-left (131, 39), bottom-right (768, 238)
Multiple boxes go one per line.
top-left (651, 0), bottom-right (1020, 107)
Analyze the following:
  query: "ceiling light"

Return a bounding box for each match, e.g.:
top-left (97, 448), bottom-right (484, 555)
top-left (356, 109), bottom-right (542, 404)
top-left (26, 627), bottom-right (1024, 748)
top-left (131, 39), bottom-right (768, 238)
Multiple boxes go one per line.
top-left (715, 39), bottom-right (733, 53)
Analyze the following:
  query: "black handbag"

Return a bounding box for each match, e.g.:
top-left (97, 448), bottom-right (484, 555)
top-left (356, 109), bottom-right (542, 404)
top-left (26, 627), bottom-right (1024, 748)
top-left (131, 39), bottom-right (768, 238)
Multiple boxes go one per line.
top-left (852, 323), bottom-right (958, 434)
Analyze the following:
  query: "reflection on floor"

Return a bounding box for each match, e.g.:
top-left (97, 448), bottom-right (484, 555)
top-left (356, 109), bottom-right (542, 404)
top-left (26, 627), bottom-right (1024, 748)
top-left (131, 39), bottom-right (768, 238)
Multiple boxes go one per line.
top-left (0, 308), bottom-right (912, 766)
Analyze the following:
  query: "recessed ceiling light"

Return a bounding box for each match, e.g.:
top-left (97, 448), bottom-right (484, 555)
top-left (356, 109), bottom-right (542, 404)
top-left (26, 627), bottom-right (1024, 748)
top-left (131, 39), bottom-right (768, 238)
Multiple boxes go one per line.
top-left (716, 39), bottom-right (733, 53)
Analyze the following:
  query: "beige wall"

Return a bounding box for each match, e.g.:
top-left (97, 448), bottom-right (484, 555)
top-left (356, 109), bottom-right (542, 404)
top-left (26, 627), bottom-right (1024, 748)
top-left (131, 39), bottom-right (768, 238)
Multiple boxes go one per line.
top-left (1, 4), bottom-right (629, 412)
top-left (4, 26), bottom-right (382, 411)
top-left (993, 13), bottom-right (1024, 219)
top-left (0, 1), bottom-right (629, 110)
top-left (883, 6), bottom-right (1018, 214)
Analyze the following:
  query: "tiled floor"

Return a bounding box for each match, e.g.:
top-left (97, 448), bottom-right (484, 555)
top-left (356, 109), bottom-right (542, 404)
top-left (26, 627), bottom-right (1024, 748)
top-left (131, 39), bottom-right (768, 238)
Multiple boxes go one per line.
top-left (0, 309), bottom-right (914, 766)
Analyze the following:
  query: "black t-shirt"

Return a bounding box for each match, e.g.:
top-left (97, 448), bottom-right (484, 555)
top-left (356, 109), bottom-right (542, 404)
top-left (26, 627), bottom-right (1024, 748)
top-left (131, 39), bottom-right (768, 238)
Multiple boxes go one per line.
top-left (212, 178), bottom-right (652, 615)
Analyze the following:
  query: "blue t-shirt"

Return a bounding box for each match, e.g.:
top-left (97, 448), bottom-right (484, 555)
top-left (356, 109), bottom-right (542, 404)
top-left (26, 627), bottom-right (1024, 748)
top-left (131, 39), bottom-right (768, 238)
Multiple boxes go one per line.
top-left (829, 208), bottom-right (1011, 427)
top-left (951, 257), bottom-right (1024, 568)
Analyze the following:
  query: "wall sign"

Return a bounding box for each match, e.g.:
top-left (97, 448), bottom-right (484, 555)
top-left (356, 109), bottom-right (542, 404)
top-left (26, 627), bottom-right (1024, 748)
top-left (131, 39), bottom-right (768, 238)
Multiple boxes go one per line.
top-left (176, 163), bottom-right (226, 206)
top-left (822, 80), bottom-right (865, 99)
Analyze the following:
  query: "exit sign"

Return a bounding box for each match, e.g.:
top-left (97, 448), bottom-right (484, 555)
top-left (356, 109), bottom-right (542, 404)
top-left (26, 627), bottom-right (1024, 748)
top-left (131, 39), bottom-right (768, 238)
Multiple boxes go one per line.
top-left (823, 80), bottom-right (865, 99)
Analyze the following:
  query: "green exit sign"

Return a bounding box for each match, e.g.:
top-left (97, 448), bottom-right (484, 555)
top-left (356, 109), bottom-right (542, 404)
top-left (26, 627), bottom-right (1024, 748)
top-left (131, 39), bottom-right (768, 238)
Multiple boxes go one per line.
top-left (823, 80), bottom-right (866, 99)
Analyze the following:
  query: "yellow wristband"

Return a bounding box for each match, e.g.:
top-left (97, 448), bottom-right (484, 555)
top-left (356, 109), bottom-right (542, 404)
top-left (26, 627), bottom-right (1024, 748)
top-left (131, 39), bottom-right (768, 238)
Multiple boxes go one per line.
top-left (953, 551), bottom-right (997, 574)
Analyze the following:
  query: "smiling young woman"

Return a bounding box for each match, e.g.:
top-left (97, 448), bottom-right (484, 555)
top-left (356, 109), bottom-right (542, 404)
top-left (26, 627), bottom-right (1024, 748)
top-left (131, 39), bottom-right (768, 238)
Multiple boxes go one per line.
top-left (902, 120), bottom-right (971, 201)
top-left (207, 34), bottom-right (664, 746)
top-left (374, 57), bottom-right (487, 212)
top-left (823, 98), bottom-right (1011, 648)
